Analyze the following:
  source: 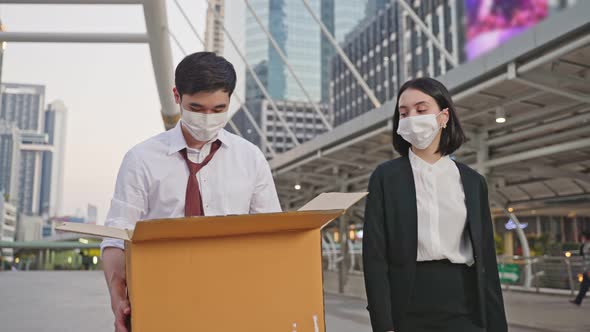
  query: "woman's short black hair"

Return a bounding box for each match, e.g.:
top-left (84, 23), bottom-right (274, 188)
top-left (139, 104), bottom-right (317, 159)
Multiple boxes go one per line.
top-left (392, 77), bottom-right (466, 157)
top-left (175, 51), bottom-right (237, 97)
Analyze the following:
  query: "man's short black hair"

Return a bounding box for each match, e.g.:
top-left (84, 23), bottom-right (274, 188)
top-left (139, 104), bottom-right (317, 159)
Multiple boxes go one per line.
top-left (582, 231), bottom-right (590, 240)
top-left (392, 77), bottom-right (466, 157)
top-left (175, 51), bottom-right (237, 97)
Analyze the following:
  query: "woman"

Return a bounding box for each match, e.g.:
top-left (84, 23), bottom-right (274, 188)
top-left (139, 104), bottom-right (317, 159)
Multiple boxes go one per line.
top-left (362, 77), bottom-right (507, 332)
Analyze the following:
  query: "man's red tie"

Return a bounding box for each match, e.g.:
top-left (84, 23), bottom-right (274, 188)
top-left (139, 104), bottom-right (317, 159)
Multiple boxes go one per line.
top-left (179, 140), bottom-right (222, 217)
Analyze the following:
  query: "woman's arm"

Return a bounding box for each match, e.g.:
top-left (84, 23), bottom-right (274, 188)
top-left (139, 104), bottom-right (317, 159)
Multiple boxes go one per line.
top-left (363, 168), bottom-right (395, 331)
top-left (480, 176), bottom-right (508, 332)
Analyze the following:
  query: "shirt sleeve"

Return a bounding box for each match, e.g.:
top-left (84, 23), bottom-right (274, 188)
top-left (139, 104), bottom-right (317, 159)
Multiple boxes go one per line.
top-left (249, 149), bottom-right (282, 214)
top-left (100, 149), bottom-right (148, 256)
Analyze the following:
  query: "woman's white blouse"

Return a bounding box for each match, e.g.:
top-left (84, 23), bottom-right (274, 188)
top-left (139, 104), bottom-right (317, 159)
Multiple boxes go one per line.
top-left (409, 149), bottom-right (475, 266)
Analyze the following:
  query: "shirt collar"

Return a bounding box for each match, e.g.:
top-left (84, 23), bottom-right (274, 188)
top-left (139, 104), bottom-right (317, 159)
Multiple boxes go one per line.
top-left (167, 121), bottom-right (231, 155)
top-left (408, 148), bottom-right (453, 172)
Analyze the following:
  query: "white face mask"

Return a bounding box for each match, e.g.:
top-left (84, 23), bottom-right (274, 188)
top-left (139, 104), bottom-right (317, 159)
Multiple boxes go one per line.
top-left (180, 104), bottom-right (229, 142)
top-left (396, 112), bottom-right (444, 150)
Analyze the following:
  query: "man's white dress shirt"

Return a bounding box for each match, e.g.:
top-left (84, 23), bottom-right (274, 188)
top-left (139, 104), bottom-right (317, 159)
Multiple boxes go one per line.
top-left (100, 122), bottom-right (281, 252)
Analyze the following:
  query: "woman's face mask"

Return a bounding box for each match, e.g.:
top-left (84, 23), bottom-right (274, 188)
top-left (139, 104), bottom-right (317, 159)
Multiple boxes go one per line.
top-left (397, 111), bottom-right (446, 150)
top-left (396, 89), bottom-right (448, 150)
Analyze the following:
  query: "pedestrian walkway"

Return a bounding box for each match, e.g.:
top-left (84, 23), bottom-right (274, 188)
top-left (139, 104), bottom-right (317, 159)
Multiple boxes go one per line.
top-left (324, 291), bottom-right (590, 332)
top-left (1, 271), bottom-right (589, 331)
top-left (503, 291), bottom-right (590, 332)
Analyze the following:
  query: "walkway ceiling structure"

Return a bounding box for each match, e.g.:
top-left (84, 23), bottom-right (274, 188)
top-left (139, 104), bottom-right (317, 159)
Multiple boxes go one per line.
top-left (270, 3), bottom-right (590, 219)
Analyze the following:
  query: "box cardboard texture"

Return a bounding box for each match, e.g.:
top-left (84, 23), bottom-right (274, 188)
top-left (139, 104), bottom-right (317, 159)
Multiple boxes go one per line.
top-left (56, 192), bottom-right (367, 332)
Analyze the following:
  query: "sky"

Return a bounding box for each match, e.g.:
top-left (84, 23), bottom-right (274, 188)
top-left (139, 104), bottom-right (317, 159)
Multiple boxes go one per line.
top-left (0, 1), bottom-right (246, 223)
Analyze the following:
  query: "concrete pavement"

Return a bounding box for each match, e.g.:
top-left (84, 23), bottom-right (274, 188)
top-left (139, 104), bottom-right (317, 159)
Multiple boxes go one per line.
top-left (1, 271), bottom-right (589, 332)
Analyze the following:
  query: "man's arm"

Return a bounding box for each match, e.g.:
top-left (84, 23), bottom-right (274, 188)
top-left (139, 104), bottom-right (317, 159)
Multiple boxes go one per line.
top-left (101, 150), bottom-right (148, 332)
top-left (103, 247), bottom-right (131, 332)
top-left (249, 150), bottom-right (282, 213)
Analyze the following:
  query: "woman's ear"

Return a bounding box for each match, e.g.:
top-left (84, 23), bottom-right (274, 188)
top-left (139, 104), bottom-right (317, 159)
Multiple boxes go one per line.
top-left (441, 108), bottom-right (450, 128)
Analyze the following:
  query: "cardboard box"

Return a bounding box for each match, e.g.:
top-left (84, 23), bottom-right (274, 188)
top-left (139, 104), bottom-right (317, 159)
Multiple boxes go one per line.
top-left (56, 192), bottom-right (367, 332)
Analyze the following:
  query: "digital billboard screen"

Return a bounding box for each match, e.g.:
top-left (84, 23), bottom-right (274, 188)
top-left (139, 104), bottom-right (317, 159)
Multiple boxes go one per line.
top-left (465, 0), bottom-right (549, 60)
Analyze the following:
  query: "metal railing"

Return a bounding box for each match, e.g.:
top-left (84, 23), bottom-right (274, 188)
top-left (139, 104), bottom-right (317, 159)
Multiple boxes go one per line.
top-left (496, 255), bottom-right (587, 295)
top-left (322, 240), bottom-right (588, 296)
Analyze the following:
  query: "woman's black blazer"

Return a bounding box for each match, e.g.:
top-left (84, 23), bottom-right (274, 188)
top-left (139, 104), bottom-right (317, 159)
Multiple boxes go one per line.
top-left (362, 156), bottom-right (508, 332)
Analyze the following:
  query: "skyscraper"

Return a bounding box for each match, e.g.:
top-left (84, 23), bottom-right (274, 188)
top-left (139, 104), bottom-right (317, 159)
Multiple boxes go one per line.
top-left (365, 0), bottom-right (389, 17)
top-left (0, 121), bottom-right (21, 205)
top-left (39, 100), bottom-right (67, 217)
top-left (321, 0), bottom-right (368, 102)
top-left (19, 131), bottom-right (49, 215)
top-left (0, 83), bottom-right (45, 131)
top-left (204, 0), bottom-right (225, 55)
top-left (0, 83), bottom-right (47, 215)
top-left (0, 19), bottom-right (5, 85)
top-left (330, 0), bottom-right (465, 126)
top-left (233, 0), bottom-right (367, 154)
top-left (245, 0), bottom-right (323, 103)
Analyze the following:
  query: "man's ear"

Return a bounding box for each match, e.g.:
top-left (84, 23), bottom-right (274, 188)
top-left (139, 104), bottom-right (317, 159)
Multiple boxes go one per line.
top-left (173, 87), bottom-right (181, 104)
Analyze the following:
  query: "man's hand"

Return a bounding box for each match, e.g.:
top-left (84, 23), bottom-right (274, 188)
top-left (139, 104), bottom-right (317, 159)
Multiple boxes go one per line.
top-left (112, 295), bottom-right (131, 332)
top-left (102, 247), bottom-right (130, 332)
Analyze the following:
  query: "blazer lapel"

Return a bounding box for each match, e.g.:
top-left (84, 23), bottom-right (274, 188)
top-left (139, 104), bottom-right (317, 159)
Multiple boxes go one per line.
top-left (456, 162), bottom-right (483, 256)
top-left (397, 156), bottom-right (418, 261)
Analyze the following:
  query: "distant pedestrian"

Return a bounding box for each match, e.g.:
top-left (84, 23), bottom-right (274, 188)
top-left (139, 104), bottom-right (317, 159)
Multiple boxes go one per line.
top-left (572, 231), bottom-right (590, 306)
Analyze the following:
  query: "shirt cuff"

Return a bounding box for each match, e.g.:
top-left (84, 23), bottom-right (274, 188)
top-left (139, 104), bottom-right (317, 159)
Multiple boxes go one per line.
top-left (100, 238), bottom-right (125, 258)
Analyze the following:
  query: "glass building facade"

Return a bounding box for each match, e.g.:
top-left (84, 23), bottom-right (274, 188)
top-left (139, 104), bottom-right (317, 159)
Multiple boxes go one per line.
top-left (235, 0), bottom-right (366, 153)
top-left (245, 0), bottom-right (323, 103)
top-left (331, 0), bottom-right (465, 126)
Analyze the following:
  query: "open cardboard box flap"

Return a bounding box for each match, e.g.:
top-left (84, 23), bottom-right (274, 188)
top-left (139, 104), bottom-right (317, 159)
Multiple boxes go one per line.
top-left (56, 192), bottom-right (367, 242)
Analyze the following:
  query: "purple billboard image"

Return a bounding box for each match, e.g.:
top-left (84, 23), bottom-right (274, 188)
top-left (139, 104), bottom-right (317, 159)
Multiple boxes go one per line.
top-left (465, 0), bottom-right (548, 60)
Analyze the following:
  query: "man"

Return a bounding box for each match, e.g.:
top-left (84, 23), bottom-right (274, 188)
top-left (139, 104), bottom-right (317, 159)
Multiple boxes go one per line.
top-left (101, 52), bottom-right (281, 332)
top-left (572, 231), bottom-right (590, 306)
